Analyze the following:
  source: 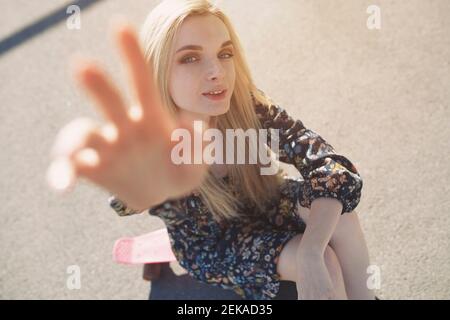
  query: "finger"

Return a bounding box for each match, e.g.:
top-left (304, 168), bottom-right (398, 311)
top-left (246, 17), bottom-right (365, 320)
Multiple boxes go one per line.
top-left (67, 129), bottom-right (111, 189)
top-left (47, 118), bottom-right (110, 192)
top-left (71, 147), bottom-right (103, 184)
top-left (46, 146), bottom-right (104, 194)
top-left (74, 61), bottom-right (130, 129)
top-left (114, 22), bottom-right (171, 129)
top-left (50, 117), bottom-right (108, 159)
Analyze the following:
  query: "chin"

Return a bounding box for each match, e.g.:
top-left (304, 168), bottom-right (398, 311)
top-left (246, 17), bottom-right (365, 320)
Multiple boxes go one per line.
top-left (209, 105), bottom-right (230, 116)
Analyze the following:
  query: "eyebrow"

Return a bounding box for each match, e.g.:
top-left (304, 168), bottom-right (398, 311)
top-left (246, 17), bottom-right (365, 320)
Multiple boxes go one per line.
top-left (176, 40), bottom-right (233, 53)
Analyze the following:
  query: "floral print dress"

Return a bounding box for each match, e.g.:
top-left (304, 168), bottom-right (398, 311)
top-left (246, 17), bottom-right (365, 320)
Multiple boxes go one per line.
top-left (109, 92), bottom-right (363, 300)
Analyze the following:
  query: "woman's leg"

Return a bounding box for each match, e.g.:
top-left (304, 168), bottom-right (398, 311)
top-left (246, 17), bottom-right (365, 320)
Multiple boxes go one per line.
top-left (277, 233), bottom-right (348, 299)
top-left (297, 206), bottom-right (376, 300)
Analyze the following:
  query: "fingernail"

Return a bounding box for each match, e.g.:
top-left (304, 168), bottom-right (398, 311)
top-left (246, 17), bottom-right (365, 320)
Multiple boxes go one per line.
top-left (46, 157), bottom-right (75, 192)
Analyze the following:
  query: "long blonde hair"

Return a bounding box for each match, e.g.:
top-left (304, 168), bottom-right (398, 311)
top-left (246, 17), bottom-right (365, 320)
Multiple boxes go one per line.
top-left (140, 0), bottom-right (286, 222)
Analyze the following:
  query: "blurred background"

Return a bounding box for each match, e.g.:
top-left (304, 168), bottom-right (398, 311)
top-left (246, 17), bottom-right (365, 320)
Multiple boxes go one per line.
top-left (0, 0), bottom-right (449, 299)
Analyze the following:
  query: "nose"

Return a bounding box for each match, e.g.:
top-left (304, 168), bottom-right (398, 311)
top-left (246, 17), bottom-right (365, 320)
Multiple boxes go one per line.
top-left (206, 60), bottom-right (225, 81)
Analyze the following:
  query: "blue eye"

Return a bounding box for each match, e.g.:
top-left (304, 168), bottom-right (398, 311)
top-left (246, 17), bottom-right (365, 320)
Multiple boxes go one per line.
top-left (180, 52), bottom-right (234, 64)
top-left (221, 52), bottom-right (234, 59)
top-left (181, 55), bottom-right (198, 64)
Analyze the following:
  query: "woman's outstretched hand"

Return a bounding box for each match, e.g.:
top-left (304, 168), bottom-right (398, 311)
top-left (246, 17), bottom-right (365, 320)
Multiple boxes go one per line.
top-left (46, 21), bottom-right (209, 211)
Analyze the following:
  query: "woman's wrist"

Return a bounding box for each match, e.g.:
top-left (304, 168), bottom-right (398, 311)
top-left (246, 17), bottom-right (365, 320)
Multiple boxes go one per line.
top-left (108, 194), bottom-right (143, 216)
top-left (297, 243), bottom-right (325, 261)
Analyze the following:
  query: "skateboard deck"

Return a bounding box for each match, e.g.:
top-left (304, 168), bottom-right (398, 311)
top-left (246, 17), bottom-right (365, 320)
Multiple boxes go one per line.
top-left (113, 228), bottom-right (177, 264)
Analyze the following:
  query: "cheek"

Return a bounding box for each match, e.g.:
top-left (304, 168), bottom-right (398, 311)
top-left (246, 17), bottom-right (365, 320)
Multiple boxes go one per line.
top-left (170, 69), bottom-right (194, 97)
top-left (169, 68), bottom-right (202, 108)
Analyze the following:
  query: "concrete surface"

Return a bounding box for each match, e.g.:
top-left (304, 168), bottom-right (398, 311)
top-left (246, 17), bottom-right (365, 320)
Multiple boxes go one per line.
top-left (0, 0), bottom-right (449, 299)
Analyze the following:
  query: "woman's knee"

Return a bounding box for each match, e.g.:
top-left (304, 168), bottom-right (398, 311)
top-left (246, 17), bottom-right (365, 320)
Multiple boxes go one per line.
top-left (276, 233), bottom-right (303, 282)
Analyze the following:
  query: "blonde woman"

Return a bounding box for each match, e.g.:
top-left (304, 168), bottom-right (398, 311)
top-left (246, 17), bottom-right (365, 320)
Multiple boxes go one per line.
top-left (47, 0), bottom-right (375, 300)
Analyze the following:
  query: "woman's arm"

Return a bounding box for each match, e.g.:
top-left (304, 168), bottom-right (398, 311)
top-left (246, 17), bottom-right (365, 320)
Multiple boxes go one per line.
top-left (296, 197), bottom-right (343, 299)
top-left (253, 93), bottom-right (368, 298)
top-left (299, 197), bottom-right (342, 253)
top-left (253, 91), bottom-right (363, 216)
top-left (298, 198), bottom-right (375, 300)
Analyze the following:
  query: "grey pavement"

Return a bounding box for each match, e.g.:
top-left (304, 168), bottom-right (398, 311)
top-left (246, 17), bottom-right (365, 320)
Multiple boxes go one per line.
top-left (0, 0), bottom-right (449, 299)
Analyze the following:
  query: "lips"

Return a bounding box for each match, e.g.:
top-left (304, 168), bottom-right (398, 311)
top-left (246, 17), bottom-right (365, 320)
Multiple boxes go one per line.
top-left (202, 89), bottom-right (227, 101)
top-left (202, 88), bottom-right (227, 95)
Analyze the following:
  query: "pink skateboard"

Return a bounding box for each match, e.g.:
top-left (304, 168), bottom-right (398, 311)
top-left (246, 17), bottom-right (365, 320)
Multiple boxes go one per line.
top-left (113, 228), bottom-right (177, 265)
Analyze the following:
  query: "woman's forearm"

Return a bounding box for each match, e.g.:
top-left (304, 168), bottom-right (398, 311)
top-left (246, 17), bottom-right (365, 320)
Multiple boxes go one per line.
top-left (295, 197), bottom-right (344, 299)
top-left (295, 252), bottom-right (337, 299)
top-left (298, 197), bottom-right (342, 255)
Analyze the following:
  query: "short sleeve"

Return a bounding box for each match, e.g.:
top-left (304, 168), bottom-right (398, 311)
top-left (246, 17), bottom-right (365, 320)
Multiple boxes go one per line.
top-left (254, 97), bottom-right (363, 215)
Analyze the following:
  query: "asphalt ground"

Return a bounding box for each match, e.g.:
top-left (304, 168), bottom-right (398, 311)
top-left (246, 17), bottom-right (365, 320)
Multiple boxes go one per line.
top-left (1, 0), bottom-right (449, 299)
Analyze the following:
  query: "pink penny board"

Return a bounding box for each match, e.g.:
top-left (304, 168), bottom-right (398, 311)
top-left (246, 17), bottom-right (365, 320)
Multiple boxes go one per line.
top-left (113, 228), bottom-right (177, 264)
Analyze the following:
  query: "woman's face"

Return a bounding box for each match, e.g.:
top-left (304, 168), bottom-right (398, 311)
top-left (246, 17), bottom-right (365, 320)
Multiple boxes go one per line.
top-left (169, 14), bottom-right (236, 123)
